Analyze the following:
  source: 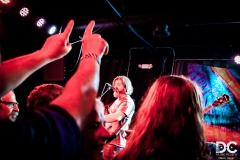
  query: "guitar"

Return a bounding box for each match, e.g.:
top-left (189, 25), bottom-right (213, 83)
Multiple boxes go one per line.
top-left (202, 94), bottom-right (230, 115)
top-left (106, 109), bottom-right (135, 143)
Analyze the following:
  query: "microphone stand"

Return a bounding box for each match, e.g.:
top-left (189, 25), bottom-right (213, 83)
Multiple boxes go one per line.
top-left (99, 83), bottom-right (111, 100)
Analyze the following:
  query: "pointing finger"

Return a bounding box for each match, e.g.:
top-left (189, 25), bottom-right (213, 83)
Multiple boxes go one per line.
top-left (63, 20), bottom-right (74, 39)
top-left (83, 20), bottom-right (95, 37)
top-left (104, 40), bottom-right (109, 55)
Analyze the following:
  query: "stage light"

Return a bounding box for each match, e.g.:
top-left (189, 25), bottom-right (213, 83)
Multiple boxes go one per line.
top-left (36, 18), bottom-right (46, 27)
top-left (0, 0), bottom-right (10, 4)
top-left (19, 7), bottom-right (29, 17)
top-left (153, 24), bottom-right (170, 38)
top-left (48, 25), bottom-right (57, 35)
top-left (233, 55), bottom-right (240, 64)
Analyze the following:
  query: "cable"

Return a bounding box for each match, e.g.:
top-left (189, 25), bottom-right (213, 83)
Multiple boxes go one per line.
top-left (68, 21), bottom-right (106, 72)
top-left (68, 36), bottom-right (82, 72)
top-left (105, 0), bottom-right (164, 55)
top-left (105, 0), bottom-right (165, 76)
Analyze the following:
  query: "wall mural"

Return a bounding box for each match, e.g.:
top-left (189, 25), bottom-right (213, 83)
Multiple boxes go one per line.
top-left (188, 63), bottom-right (240, 157)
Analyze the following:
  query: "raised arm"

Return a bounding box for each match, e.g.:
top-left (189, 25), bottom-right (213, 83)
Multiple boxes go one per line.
top-left (51, 20), bottom-right (109, 130)
top-left (0, 20), bottom-right (74, 97)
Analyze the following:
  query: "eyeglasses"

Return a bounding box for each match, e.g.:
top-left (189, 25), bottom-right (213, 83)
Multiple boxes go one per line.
top-left (0, 101), bottom-right (19, 108)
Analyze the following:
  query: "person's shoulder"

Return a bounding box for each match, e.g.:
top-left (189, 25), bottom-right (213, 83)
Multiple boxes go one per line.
top-left (126, 95), bottom-right (135, 104)
top-left (29, 104), bottom-right (72, 120)
top-left (119, 95), bottom-right (132, 102)
top-left (119, 95), bottom-right (135, 107)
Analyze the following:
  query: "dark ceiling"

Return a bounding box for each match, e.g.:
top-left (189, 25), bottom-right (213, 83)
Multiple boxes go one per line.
top-left (1, 0), bottom-right (240, 60)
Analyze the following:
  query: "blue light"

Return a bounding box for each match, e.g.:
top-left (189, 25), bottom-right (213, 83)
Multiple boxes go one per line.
top-left (48, 25), bottom-right (57, 35)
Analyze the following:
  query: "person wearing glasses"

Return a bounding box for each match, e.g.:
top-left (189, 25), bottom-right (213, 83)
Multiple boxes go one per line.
top-left (0, 90), bottom-right (19, 122)
top-left (0, 19), bottom-right (109, 159)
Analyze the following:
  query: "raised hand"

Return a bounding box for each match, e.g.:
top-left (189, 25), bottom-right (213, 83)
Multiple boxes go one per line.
top-left (40, 20), bottom-right (74, 60)
top-left (81, 20), bottom-right (109, 59)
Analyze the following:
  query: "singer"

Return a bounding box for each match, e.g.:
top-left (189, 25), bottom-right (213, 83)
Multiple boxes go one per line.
top-left (103, 75), bottom-right (135, 160)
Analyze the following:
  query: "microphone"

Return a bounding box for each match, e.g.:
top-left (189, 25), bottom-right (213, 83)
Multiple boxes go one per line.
top-left (106, 83), bottom-right (117, 92)
top-left (106, 83), bottom-right (112, 90)
top-left (99, 82), bottom-right (112, 100)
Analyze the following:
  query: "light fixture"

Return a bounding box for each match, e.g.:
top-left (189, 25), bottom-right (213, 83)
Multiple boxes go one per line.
top-left (233, 54), bottom-right (240, 64)
top-left (48, 25), bottom-right (57, 35)
top-left (36, 18), bottom-right (46, 27)
top-left (19, 7), bottom-right (29, 17)
top-left (0, 0), bottom-right (10, 4)
top-left (153, 24), bottom-right (170, 38)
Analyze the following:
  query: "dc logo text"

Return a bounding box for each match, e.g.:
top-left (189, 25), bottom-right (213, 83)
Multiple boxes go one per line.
top-left (216, 141), bottom-right (237, 154)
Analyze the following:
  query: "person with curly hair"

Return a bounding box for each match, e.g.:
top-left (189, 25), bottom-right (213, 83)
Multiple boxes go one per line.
top-left (26, 83), bottom-right (64, 110)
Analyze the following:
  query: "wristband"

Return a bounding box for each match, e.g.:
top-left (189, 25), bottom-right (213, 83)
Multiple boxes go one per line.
top-left (80, 53), bottom-right (101, 65)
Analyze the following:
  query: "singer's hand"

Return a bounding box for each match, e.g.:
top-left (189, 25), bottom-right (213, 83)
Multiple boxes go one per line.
top-left (82, 20), bottom-right (109, 59)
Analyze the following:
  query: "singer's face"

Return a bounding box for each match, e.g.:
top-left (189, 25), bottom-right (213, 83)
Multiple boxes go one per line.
top-left (113, 79), bottom-right (126, 98)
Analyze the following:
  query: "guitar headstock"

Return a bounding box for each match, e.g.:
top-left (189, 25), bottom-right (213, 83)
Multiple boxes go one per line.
top-left (212, 94), bottom-right (230, 108)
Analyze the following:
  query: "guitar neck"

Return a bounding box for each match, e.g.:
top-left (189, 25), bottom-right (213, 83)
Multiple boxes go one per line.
top-left (202, 94), bottom-right (229, 115)
top-left (202, 104), bottom-right (213, 115)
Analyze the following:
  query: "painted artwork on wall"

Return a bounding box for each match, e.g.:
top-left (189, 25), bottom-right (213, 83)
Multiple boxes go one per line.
top-left (187, 63), bottom-right (240, 158)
